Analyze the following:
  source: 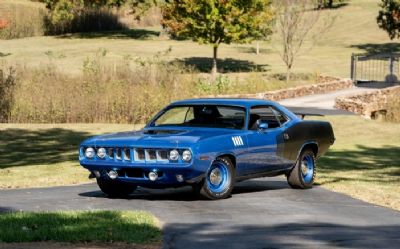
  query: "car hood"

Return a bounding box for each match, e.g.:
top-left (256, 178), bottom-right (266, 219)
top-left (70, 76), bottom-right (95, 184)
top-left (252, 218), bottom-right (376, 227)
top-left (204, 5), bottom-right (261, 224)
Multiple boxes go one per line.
top-left (81, 127), bottom-right (241, 148)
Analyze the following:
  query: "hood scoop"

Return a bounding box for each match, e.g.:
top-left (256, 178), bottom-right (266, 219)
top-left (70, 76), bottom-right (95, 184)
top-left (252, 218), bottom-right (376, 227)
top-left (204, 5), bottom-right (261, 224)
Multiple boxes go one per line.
top-left (143, 129), bottom-right (186, 135)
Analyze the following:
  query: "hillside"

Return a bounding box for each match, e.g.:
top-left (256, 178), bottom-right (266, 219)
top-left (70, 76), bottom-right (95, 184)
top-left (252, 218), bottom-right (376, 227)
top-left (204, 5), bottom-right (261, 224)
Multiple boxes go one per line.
top-left (0, 0), bottom-right (396, 78)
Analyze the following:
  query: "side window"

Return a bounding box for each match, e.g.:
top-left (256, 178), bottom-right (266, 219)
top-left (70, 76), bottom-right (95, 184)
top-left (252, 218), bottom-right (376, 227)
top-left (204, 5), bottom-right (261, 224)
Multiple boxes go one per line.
top-left (271, 107), bottom-right (289, 125)
top-left (249, 106), bottom-right (279, 130)
top-left (248, 106), bottom-right (289, 130)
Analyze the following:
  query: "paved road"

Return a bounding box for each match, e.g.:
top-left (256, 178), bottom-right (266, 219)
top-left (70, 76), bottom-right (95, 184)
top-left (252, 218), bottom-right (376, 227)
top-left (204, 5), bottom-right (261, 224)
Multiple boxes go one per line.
top-left (1, 178), bottom-right (399, 249)
top-left (278, 84), bottom-right (384, 115)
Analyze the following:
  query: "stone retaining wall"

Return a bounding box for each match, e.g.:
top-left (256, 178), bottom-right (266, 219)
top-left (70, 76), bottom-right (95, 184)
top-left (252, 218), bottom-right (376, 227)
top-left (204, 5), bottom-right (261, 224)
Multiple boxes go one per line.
top-left (335, 85), bottom-right (400, 119)
top-left (203, 78), bottom-right (354, 101)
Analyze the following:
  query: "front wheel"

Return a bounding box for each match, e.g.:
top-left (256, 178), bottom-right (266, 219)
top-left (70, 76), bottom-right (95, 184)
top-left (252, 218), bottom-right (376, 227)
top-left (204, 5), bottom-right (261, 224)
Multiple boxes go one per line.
top-left (196, 157), bottom-right (235, 200)
top-left (287, 149), bottom-right (316, 189)
top-left (96, 178), bottom-right (137, 198)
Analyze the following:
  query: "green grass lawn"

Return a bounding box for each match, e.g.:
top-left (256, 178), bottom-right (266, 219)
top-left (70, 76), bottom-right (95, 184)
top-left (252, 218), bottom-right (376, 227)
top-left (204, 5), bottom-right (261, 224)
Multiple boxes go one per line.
top-left (0, 0), bottom-right (395, 78)
top-left (0, 124), bottom-right (142, 189)
top-left (1, 116), bottom-right (399, 210)
top-left (314, 116), bottom-right (400, 211)
top-left (0, 211), bottom-right (161, 244)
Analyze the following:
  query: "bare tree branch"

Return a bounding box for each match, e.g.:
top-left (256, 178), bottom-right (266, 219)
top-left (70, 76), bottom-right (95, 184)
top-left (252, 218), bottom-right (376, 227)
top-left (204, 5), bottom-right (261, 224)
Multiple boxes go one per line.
top-left (274, 0), bottom-right (335, 83)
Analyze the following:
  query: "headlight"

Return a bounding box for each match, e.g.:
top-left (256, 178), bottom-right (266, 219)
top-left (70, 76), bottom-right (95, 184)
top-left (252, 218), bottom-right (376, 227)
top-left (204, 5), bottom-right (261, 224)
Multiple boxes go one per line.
top-left (182, 150), bottom-right (192, 162)
top-left (97, 147), bottom-right (106, 159)
top-left (85, 147), bottom-right (95, 159)
top-left (169, 149), bottom-right (179, 161)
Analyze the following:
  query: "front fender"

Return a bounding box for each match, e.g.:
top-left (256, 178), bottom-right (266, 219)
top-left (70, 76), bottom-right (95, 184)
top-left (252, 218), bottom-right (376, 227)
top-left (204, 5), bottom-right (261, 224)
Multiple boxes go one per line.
top-left (193, 133), bottom-right (247, 174)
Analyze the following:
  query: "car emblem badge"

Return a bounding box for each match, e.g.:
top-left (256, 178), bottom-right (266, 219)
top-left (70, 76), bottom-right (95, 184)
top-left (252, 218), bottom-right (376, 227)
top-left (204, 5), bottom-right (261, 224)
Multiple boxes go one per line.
top-left (232, 136), bottom-right (244, 146)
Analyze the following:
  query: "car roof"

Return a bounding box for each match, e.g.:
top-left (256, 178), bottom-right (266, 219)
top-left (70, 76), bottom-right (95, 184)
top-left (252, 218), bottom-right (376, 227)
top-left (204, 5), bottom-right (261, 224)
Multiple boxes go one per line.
top-left (170, 98), bottom-right (276, 108)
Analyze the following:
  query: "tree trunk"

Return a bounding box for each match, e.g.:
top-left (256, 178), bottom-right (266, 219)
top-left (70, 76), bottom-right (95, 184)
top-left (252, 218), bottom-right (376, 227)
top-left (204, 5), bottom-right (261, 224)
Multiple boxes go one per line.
top-left (211, 45), bottom-right (218, 78)
top-left (286, 67), bottom-right (291, 84)
top-left (256, 41), bottom-right (260, 55)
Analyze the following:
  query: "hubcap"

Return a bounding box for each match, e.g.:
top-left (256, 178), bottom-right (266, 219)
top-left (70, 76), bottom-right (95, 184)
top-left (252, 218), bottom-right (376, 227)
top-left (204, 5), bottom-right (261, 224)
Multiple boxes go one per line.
top-left (301, 161), bottom-right (308, 175)
top-left (209, 168), bottom-right (222, 185)
top-left (301, 154), bottom-right (315, 183)
top-left (207, 161), bottom-right (231, 194)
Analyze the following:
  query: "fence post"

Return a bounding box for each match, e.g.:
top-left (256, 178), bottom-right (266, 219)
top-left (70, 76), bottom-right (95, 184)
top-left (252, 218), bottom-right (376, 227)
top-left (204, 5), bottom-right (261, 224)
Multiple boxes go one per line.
top-left (389, 56), bottom-right (394, 82)
top-left (350, 53), bottom-right (357, 83)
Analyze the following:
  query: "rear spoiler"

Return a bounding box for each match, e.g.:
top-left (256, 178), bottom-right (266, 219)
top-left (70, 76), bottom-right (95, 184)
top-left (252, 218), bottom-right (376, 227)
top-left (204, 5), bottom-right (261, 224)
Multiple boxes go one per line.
top-left (293, 112), bottom-right (324, 120)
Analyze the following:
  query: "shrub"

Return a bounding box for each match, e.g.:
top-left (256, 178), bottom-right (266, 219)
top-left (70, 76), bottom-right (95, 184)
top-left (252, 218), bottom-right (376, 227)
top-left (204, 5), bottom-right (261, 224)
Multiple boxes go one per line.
top-left (6, 53), bottom-right (319, 123)
top-left (0, 67), bottom-right (16, 122)
top-left (9, 55), bottom-right (198, 123)
top-left (0, 3), bottom-right (46, 39)
top-left (41, 0), bottom-right (128, 35)
top-left (44, 7), bottom-right (128, 35)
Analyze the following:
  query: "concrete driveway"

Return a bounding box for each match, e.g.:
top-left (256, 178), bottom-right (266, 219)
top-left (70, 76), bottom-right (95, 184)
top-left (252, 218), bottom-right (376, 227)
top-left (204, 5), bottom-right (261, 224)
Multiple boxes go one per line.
top-left (1, 178), bottom-right (399, 249)
top-left (278, 83), bottom-right (390, 115)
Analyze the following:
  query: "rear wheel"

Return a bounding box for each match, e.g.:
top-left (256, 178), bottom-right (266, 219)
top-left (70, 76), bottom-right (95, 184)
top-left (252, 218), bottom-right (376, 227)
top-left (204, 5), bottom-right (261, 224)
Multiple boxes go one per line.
top-left (196, 157), bottom-right (235, 200)
top-left (287, 149), bottom-right (316, 189)
top-left (96, 178), bottom-right (137, 198)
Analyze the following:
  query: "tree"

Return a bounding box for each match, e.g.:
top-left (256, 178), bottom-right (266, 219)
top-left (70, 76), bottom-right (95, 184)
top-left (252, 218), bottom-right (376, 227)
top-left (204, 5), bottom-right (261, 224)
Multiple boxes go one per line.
top-left (41, 0), bottom-right (156, 26)
top-left (274, 0), bottom-right (334, 83)
top-left (127, 0), bottom-right (158, 21)
top-left (161, 0), bottom-right (274, 76)
top-left (377, 0), bottom-right (400, 39)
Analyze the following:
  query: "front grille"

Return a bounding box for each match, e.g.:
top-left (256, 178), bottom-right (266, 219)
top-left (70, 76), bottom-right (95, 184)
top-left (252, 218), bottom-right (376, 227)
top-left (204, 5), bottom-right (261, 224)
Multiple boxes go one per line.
top-left (116, 148), bottom-right (122, 160)
top-left (95, 147), bottom-right (171, 163)
top-left (145, 149), bottom-right (157, 161)
top-left (134, 149), bottom-right (145, 161)
top-left (157, 150), bottom-right (169, 161)
top-left (123, 148), bottom-right (131, 161)
top-left (107, 148), bottom-right (114, 159)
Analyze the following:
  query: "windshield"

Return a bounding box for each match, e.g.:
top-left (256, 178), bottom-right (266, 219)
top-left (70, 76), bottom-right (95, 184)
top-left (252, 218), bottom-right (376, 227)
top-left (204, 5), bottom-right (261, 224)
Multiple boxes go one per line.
top-left (151, 105), bottom-right (246, 130)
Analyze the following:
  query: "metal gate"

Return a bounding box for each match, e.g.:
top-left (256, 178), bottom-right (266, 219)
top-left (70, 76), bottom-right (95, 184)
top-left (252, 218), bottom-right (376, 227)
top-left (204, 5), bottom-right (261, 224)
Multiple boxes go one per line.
top-left (351, 53), bottom-right (400, 84)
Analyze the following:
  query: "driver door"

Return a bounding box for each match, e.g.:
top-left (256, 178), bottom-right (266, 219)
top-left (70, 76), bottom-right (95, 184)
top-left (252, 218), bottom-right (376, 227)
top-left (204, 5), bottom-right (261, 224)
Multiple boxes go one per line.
top-left (244, 106), bottom-right (286, 174)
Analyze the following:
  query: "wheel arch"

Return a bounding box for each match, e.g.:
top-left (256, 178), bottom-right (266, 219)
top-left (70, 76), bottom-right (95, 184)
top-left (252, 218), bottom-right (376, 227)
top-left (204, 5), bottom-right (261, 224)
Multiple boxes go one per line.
top-left (216, 153), bottom-right (236, 168)
top-left (297, 142), bottom-right (319, 159)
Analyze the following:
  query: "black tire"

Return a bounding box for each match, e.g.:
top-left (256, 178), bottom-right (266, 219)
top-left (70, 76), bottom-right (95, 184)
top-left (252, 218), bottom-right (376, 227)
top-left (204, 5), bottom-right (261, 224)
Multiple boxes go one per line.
top-left (96, 178), bottom-right (137, 198)
top-left (287, 149), bottom-right (316, 189)
top-left (197, 157), bottom-right (235, 200)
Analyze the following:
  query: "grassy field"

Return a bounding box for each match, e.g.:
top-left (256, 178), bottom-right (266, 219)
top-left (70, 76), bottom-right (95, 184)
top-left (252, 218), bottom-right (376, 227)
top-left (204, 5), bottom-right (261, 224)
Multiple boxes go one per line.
top-left (315, 116), bottom-right (400, 211)
top-left (0, 210), bottom-right (161, 244)
top-left (0, 0), bottom-right (395, 78)
top-left (0, 123), bottom-right (142, 189)
top-left (1, 116), bottom-right (399, 210)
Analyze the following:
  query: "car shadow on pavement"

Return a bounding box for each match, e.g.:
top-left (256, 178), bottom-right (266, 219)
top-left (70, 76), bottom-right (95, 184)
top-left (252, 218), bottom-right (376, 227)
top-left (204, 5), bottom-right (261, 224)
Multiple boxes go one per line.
top-left (163, 222), bottom-right (400, 249)
top-left (79, 179), bottom-right (290, 201)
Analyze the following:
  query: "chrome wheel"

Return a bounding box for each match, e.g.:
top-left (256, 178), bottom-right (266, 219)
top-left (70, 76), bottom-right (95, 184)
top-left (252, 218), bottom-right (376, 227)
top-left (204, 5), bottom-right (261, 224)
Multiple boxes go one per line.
top-left (301, 154), bottom-right (315, 183)
top-left (197, 157), bottom-right (235, 200)
top-left (206, 161), bottom-right (231, 194)
top-left (209, 168), bottom-right (223, 185)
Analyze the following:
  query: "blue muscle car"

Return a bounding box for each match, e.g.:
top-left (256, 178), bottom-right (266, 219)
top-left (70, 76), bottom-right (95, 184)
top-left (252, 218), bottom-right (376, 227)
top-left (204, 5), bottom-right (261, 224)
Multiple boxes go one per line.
top-left (79, 98), bottom-right (335, 199)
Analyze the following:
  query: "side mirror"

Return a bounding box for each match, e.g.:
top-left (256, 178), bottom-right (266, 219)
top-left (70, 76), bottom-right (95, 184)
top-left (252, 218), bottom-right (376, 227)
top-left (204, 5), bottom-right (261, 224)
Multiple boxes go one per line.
top-left (257, 120), bottom-right (269, 131)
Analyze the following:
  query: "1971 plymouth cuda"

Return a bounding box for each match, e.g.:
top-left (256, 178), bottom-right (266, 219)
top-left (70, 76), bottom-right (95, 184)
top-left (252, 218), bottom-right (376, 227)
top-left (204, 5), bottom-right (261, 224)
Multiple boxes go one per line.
top-left (79, 98), bottom-right (335, 200)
